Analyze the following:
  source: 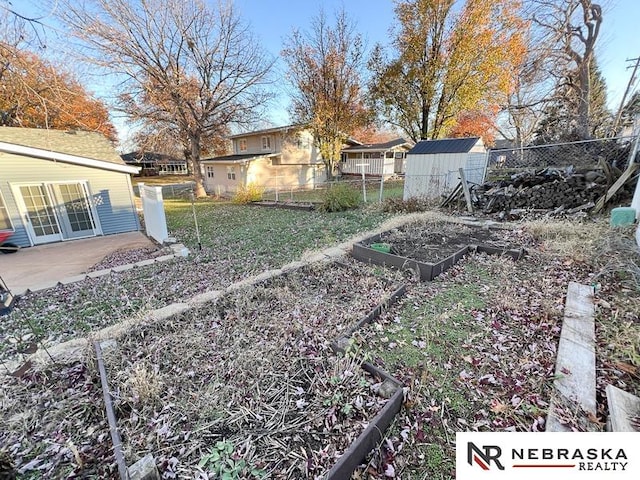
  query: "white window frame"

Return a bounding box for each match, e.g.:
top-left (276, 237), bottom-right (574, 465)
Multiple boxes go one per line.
top-left (206, 166), bottom-right (215, 178)
top-left (261, 136), bottom-right (272, 151)
top-left (239, 139), bottom-right (247, 152)
top-left (0, 190), bottom-right (14, 231)
top-left (227, 166), bottom-right (236, 180)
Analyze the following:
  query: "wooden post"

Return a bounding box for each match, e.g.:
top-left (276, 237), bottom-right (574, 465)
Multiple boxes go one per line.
top-left (458, 168), bottom-right (473, 213)
top-left (94, 341), bottom-right (129, 480)
top-left (593, 163), bottom-right (639, 213)
top-left (356, 163), bottom-right (369, 202)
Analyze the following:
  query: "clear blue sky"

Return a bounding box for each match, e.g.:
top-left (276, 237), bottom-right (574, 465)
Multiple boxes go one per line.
top-left (238, 0), bottom-right (640, 117)
top-left (7, 0), bottom-right (640, 139)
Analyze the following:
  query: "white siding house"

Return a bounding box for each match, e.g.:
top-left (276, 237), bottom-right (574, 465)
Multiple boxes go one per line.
top-left (403, 137), bottom-right (487, 200)
top-left (340, 138), bottom-right (412, 176)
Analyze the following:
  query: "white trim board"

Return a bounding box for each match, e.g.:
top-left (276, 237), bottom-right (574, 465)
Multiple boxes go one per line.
top-left (0, 141), bottom-right (140, 175)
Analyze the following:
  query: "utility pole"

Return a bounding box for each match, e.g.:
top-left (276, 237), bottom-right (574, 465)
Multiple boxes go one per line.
top-left (611, 56), bottom-right (640, 136)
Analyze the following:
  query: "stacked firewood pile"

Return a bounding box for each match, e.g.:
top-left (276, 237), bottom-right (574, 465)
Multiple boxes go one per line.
top-left (442, 162), bottom-right (639, 215)
top-left (475, 168), bottom-right (609, 213)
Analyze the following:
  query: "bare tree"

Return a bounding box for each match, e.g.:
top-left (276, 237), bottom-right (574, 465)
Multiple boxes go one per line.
top-left (532, 0), bottom-right (603, 139)
top-left (282, 9), bottom-right (370, 180)
top-left (58, 0), bottom-right (274, 197)
top-left (496, 14), bottom-right (557, 149)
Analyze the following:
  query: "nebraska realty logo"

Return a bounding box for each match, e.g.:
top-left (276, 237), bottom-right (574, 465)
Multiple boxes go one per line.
top-left (456, 433), bottom-right (639, 479)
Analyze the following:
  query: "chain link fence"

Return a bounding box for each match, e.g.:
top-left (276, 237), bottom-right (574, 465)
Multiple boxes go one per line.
top-left (487, 136), bottom-right (638, 177)
top-left (261, 177), bottom-right (405, 204)
top-left (133, 181), bottom-right (195, 199)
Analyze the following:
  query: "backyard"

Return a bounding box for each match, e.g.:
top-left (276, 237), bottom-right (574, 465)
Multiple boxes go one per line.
top-left (0, 195), bottom-right (639, 478)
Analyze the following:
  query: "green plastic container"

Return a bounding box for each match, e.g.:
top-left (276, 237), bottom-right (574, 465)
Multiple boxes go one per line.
top-left (370, 243), bottom-right (392, 253)
top-left (610, 207), bottom-right (636, 227)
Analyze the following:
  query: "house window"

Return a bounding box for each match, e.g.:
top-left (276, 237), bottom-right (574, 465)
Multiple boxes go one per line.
top-left (394, 152), bottom-right (405, 159)
top-left (296, 134), bottom-right (311, 150)
top-left (261, 136), bottom-right (271, 150)
top-left (363, 153), bottom-right (371, 159)
top-left (0, 191), bottom-right (13, 231)
top-left (206, 166), bottom-right (215, 178)
top-left (227, 166), bottom-right (236, 180)
top-left (239, 139), bottom-right (247, 152)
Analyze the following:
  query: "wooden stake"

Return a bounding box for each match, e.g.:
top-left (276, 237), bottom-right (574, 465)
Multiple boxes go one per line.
top-left (458, 168), bottom-right (473, 213)
top-left (593, 163), bottom-right (639, 213)
top-left (94, 341), bottom-right (129, 480)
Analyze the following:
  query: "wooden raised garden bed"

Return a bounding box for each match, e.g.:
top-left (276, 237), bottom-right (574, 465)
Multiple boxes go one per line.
top-left (352, 220), bottom-right (524, 281)
top-left (0, 260), bottom-right (412, 479)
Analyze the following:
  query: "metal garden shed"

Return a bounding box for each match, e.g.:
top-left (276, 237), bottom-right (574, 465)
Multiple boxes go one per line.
top-left (403, 137), bottom-right (487, 200)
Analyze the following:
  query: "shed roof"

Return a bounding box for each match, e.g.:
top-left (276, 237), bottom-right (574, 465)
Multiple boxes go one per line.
top-left (342, 138), bottom-right (410, 152)
top-left (408, 137), bottom-right (481, 155)
top-left (0, 127), bottom-right (124, 164)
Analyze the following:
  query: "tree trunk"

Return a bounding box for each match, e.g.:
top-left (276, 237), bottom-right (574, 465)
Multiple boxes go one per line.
top-left (421, 97), bottom-right (429, 140)
top-left (189, 133), bottom-right (207, 198)
top-left (576, 60), bottom-right (591, 139)
top-left (325, 160), bottom-right (333, 182)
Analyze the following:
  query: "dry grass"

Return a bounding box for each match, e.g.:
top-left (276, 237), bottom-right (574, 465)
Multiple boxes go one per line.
top-left (105, 261), bottom-right (400, 478)
top-left (523, 218), bottom-right (610, 262)
top-left (0, 260), bottom-right (403, 478)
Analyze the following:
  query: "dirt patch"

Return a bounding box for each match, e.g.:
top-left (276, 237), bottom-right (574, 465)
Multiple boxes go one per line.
top-left (374, 220), bottom-right (518, 262)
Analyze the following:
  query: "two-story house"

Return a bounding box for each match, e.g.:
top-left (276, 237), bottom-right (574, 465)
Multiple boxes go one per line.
top-left (200, 124), bottom-right (327, 195)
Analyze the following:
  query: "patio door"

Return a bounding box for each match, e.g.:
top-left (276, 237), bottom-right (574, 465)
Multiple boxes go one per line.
top-left (13, 182), bottom-right (99, 245)
top-left (49, 183), bottom-right (98, 240)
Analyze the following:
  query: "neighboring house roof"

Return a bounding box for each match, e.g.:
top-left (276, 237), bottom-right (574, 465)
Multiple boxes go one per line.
top-left (0, 126), bottom-right (138, 174)
top-left (201, 153), bottom-right (277, 164)
top-left (121, 151), bottom-right (186, 165)
top-left (491, 139), bottom-right (515, 150)
top-left (229, 123), bottom-right (363, 146)
top-left (408, 137), bottom-right (482, 155)
top-left (229, 124), bottom-right (303, 139)
top-left (342, 138), bottom-right (411, 153)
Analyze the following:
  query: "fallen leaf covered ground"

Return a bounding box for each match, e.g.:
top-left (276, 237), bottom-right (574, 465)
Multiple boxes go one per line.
top-left (1, 261), bottom-right (402, 478)
top-left (1, 204), bottom-right (638, 479)
top-left (353, 219), bottom-right (640, 479)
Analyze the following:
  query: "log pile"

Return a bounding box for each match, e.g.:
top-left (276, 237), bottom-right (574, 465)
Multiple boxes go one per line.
top-left (442, 164), bottom-right (639, 215)
top-left (476, 169), bottom-right (608, 213)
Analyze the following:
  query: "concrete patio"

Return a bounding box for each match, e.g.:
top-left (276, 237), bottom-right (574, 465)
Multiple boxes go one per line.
top-left (0, 232), bottom-right (155, 295)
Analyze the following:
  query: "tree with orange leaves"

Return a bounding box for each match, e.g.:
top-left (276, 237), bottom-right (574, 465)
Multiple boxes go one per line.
top-left (0, 42), bottom-right (116, 141)
top-left (59, 0), bottom-right (273, 197)
top-left (447, 109), bottom-right (497, 146)
top-left (368, 0), bottom-right (526, 142)
top-left (282, 9), bottom-right (371, 180)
